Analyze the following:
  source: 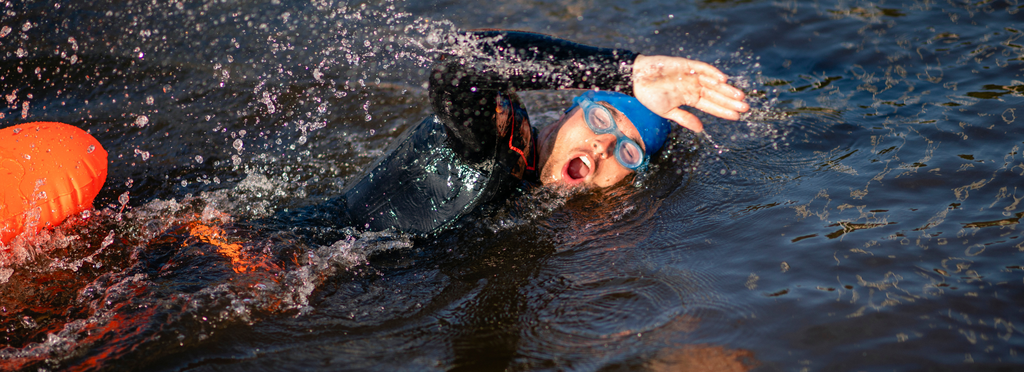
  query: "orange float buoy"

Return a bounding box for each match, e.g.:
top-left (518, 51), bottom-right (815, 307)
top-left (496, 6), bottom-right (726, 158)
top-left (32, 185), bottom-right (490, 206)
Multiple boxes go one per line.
top-left (0, 122), bottom-right (108, 245)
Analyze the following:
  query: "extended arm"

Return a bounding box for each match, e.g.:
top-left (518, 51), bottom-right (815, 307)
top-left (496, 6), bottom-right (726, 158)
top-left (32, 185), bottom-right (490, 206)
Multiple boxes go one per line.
top-left (428, 30), bottom-right (637, 160)
top-left (428, 30), bottom-right (750, 157)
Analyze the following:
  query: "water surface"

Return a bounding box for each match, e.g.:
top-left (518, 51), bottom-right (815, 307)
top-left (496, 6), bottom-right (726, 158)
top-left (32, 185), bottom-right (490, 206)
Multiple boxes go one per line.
top-left (1, 0), bottom-right (1023, 370)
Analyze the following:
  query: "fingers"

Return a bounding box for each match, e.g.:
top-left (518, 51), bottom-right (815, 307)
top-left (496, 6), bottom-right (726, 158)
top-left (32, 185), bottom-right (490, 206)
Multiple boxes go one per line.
top-left (662, 107), bottom-right (704, 133)
top-left (694, 100), bottom-right (741, 121)
top-left (699, 74), bottom-right (745, 101)
top-left (687, 60), bottom-right (729, 83)
top-left (694, 74), bottom-right (749, 120)
top-left (697, 88), bottom-right (750, 120)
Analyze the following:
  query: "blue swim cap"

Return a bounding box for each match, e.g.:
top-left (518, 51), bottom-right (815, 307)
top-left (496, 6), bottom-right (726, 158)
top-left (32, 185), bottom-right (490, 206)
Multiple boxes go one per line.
top-left (568, 91), bottom-right (674, 154)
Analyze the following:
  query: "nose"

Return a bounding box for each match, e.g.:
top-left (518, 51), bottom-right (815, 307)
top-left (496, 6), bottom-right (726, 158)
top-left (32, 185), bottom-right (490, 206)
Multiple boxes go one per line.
top-left (590, 133), bottom-right (617, 159)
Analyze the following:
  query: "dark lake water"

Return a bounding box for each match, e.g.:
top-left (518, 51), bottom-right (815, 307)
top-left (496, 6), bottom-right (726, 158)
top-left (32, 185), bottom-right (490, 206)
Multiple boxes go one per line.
top-left (2, 0), bottom-right (1023, 370)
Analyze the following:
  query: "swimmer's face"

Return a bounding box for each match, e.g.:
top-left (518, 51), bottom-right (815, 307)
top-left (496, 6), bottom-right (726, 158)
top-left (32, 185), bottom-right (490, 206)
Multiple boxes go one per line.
top-left (536, 102), bottom-right (645, 188)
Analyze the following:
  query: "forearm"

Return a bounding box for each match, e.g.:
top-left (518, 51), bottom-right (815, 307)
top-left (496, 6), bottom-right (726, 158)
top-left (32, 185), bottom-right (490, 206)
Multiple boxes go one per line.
top-left (428, 30), bottom-right (638, 157)
top-left (430, 30), bottom-right (637, 94)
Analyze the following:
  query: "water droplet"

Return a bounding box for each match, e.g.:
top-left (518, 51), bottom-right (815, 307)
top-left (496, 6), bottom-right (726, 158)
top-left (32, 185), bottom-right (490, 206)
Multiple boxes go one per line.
top-left (135, 115), bottom-right (149, 127)
top-left (195, 155), bottom-right (204, 164)
top-left (233, 139), bottom-right (244, 153)
top-left (12, 128), bottom-right (21, 134)
top-left (22, 154), bottom-right (30, 160)
top-left (0, 26), bottom-right (10, 38)
top-left (87, 145), bottom-right (95, 153)
top-left (231, 155), bottom-right (242, 166)
top-left (15, 48), bottom-right (26, 58)
top-left (101, 231), bottom-right (115, 249)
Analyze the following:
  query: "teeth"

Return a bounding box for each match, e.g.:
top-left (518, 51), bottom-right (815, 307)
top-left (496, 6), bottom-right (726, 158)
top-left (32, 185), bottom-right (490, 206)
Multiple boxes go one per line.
top-left (580, 155), bottom-right (592, 169)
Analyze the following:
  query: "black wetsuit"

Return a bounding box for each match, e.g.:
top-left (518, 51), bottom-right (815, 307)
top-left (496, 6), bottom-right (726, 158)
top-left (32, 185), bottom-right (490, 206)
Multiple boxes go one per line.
top-left (278, 31), bottom-right (638, 236)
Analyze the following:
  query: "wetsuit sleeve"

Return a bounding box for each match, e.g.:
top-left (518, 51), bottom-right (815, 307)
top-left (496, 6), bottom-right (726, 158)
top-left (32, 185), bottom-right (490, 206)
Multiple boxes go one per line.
top-left (428, 30), bottom-right (638, 161)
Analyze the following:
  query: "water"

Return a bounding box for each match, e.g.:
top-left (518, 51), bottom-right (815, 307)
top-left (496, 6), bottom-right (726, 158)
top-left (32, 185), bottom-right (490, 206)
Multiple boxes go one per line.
top-left (1, 0), bottom-right (1022, 370)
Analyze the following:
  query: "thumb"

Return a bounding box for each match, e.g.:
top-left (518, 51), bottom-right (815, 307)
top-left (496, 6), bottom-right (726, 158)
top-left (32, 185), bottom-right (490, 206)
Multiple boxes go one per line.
top-left (662, 107), bottom-right (704, 133)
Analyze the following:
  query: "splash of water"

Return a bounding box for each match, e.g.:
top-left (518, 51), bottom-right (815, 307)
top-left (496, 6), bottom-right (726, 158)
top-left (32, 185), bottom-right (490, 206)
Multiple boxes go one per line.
top-left (0, 180), bottom-right (412, 370)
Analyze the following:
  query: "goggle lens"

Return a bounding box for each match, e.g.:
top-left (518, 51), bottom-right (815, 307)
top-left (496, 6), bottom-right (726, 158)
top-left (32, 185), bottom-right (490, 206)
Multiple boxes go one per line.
top-left (616, 140), bottom-right (644, 168)
top-left (584, 105), bottom-right (615, 132)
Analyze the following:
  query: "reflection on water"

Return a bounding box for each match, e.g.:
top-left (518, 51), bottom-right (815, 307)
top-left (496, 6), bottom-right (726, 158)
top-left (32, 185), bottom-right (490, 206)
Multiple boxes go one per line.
top-left (1, 0), bottom-right (1023, 370)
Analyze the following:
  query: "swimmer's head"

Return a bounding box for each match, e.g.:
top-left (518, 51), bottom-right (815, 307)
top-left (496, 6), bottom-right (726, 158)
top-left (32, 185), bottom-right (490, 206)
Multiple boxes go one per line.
top-left (566, 91), bottom-right (675, 159)
top-left (536, 91), bottom-right (674, 188)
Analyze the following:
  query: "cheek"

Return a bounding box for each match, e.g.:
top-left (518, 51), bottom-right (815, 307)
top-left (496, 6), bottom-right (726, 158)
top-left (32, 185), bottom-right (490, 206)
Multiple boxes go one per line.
top-left (593, 163), bottom-right (632, 188)
top-left (595, 175), bottom-right (619, 188)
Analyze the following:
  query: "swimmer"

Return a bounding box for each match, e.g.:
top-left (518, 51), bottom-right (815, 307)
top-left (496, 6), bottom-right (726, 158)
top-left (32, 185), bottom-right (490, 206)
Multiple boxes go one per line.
top-left (307, 30), bottom-right (749, 235)
top-left (0, 122), bottom-right (108, 245)
top-left (1, 31), bottom-right (748, 242)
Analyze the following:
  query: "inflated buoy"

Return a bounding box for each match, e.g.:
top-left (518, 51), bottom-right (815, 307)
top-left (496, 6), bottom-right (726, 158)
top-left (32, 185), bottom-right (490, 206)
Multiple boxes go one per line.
top-left (0, 122), bottom-right (108, 245)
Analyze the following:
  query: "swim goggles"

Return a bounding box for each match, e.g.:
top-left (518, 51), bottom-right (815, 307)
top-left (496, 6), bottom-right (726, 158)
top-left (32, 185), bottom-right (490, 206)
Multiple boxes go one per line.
top-left (572, 95), bottom-right (647, 170)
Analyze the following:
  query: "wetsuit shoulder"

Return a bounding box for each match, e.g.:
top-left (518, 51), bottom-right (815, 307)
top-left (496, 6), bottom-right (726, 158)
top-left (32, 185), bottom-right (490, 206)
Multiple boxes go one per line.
top-left (338, 115), bottom-right (518, 235)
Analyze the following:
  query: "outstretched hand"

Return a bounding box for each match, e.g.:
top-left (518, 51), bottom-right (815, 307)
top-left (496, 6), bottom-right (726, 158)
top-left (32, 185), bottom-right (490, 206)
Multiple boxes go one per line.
top-left (631, 55), bottom-right (749, 133)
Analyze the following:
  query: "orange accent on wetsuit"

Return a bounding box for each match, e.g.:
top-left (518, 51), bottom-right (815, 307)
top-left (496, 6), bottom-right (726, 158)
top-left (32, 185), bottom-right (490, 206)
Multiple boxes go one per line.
top-left (0, 122), bottom-right (108, 245)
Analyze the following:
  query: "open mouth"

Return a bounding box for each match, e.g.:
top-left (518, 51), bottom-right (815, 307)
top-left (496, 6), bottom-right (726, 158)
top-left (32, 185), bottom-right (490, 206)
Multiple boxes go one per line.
top-left (564, 155), bottom-right (592, 182)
